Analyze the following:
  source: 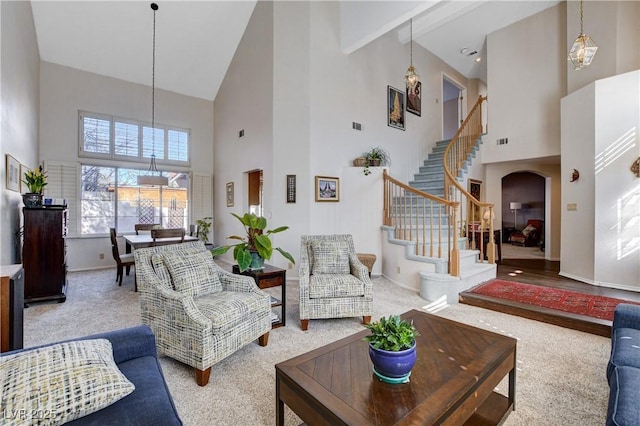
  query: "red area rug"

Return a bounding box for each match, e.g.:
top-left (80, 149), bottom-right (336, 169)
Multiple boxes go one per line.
top-left (469, 280), bottom-right (640, 321)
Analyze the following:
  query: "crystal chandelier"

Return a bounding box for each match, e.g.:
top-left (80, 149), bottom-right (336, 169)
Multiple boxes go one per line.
top-left (138, 2), bottom-right (168, 186)
top-left (405, 18), bottom-right (420, 89)
top-left (567, 0), bottom-right (598, 70)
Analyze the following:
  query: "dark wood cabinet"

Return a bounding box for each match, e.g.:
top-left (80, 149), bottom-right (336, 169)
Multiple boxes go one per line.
top-left (1, 264), bottom-right (24, 352)
top-left (23, 207), bottom-right (67, 304)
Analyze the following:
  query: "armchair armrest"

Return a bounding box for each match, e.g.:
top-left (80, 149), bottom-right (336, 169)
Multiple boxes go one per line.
top-left (218, 268), bottom-right (263, 293)
top-left (613, 304), bottom-right (640, 331)
top-left (348, 252), bottom-right (369, 281)
top-left (142, 284), bottom-right (212, 333)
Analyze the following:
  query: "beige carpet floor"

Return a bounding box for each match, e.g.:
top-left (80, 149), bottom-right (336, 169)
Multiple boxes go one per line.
top-left (23, 267), bottom-right (610, 425)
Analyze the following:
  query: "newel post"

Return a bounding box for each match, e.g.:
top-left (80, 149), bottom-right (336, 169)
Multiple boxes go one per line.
top-left (450, 202), bottom-right (460, 277)
top-left (486, 205), bottom-right (496, 264)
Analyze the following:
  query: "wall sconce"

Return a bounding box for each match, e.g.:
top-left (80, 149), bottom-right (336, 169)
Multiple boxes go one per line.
top-left (570, 169), bottom-right (580, 182)
top-left (632, 158), bottom-right (640, 178)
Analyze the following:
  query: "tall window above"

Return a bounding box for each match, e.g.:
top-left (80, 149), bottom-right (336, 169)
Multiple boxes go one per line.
top-left (79, 111), bottom-right (190, 166)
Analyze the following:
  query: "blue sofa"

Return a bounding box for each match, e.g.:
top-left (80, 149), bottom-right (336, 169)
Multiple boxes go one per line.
top-left (2, 325), bottom-right (182, 425)
top-left (607, 304), bottom-right (640, 425)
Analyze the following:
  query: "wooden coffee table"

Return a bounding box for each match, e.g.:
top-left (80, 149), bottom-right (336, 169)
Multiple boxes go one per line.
top-left (275, 309), bottom-right (516, 425)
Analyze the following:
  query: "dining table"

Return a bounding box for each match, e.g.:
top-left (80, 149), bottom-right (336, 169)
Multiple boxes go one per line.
top-left (123, 234), bottom-right (199, 253)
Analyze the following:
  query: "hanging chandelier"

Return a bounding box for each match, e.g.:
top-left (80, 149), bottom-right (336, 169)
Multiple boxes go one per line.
top-left (138, 2), bottom-right (168, 186)
top-left (405, 18), bottom-right (420, 89)
top-left (567, 0), bottom-right (598, 70)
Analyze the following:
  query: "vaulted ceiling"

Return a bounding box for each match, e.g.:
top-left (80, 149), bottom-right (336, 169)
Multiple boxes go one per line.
top-left (30, 1), bottom-right (561, 102)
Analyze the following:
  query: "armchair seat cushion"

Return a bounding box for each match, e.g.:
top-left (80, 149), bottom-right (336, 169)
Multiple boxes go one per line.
top-left (309, 274), bottom-right (365, 298)
top-left (195, 291), bottom-right (268, 333)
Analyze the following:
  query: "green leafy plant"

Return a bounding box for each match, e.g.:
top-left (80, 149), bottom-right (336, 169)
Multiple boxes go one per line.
top-left (363, 315), bottom-right (420, 351)
top-left (195, 217), bottom-right (213, 243)
top-left (22, 165), bottom-right (48, 194)
top-left (210, 212), bottom-right (295, 272)
top-left (362, 146), bottom-right (391, 176)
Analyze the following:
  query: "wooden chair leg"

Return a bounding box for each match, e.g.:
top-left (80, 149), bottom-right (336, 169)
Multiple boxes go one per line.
top-left (117, 265), bottom-right (123, 286)
top-left (125, 265), bottom-right (131, 276)
top-left (258, 332), bottom-right (269, 346)
top-left (195, 367), bottom-right (211, 386)
top-left (363, 316), bottom-right (371, 325)
top-left (300, 319), bottom-right (309, 331)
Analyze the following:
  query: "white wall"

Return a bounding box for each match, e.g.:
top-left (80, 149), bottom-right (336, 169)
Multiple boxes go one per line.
top-left (39, 62), bottom-right (214, 270)
top-left (483, 3), bottom-right (566, 165)
top-left (0, 1), bottom-right (40, 265)
top-left (561, 71), bottom-right (640, 290)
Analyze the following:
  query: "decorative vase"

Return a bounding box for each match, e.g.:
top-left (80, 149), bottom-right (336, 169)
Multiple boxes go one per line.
top-left (369, 342), bottom-right (417, 383)
top-left (249, 251), bottom-right (265, 270)
top-left (22, 193), bottom-right (43, 208)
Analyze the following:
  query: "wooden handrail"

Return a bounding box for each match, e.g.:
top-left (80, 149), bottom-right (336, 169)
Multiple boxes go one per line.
top-left (383, 170), bottom-right (460, 276)
top-left (442, 95), bottom-right (495, 263)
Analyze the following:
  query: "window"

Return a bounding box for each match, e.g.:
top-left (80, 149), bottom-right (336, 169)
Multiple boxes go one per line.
top-left (80, 164), bottom-right (190, 235)
top-left (79, 111), bottom-right (189, 165)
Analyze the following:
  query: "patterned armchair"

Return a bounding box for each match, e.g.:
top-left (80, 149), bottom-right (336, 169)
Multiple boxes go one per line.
top-left (134, 241), bottom-right (271, 386)
top-left (299, 235), bottom-right (373, 331)
top-left (509, 219), bottom-right (544, 247)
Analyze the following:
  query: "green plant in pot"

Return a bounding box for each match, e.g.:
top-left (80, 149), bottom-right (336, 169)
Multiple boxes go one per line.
top-left (195, 217), bottom-right (213, 244)
top-left (363, 315), bottom-right (420, 383)
top-left (210, 212), bottom-right (295, 272)
top-left (362, 146), bottom-right (391, 176)
top-left (22, 165), bottom-right (48, 208)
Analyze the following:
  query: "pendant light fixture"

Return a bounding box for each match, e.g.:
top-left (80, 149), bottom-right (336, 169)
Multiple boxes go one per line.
top-left (567, 0), bottom-right (598, 70)
top-left (138, 2), bottom-right (168, 186)
top-left (405, 18), bottom-right (420, 89)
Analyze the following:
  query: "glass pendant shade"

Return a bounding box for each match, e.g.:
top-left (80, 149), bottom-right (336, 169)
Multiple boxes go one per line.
top-left (568, 34), bottom-right (598, 70)
top-left (405, 18), bottom-right (420, 89)
top-left (568, 0), bottom-right (597, 70)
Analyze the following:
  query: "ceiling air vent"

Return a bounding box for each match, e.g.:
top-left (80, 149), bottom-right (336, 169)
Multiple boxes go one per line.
top-left (497, 138), bottom-right (508, 145)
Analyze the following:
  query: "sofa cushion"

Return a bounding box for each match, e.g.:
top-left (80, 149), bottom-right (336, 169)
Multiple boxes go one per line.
top-left (1, 339), bottom-right (135, 426)
top-left (194, 291), bottom-right (269, 333)
top-left (309, 240), bottom-right (350, 275)
top-left (162, 250), bottom-right (222, 297)
top-left (607, 366), bottom-right (640, 426)
top-left (309, 274), bottom-right (365, 299)
top-left (521, 224), bottom-right (537, 237)
top-left (608, 327), bottom-right (640, 381)
top-left (68, 355), bottom-right (182, 425)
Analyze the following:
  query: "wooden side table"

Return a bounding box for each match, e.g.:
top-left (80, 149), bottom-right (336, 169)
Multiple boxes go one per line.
top-left (232, 264), bottom-right (286, 328)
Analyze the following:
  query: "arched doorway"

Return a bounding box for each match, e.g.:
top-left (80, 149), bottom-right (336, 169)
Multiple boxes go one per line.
top-left (501, 171), bottom-right (545, 259)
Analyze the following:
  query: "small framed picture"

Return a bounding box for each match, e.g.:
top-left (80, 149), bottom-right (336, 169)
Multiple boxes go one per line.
top-left (468, 179), bottom-right (482, 222)
top-left (387, 85), bottom-right (405, 131)
top-left (5, 154), bottom-right (21, 192)
top-left (226, 182), bottom-right (234, 207)
top-left (286, 175), bottom-right (296, 203)
top-left (315, 176), bottom-right (339, 202)
top-left (406, 81), bottom-right (421, 116)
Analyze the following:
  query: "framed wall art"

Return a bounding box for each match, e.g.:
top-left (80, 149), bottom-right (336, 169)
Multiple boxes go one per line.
top-left (406, 81), bottom-right (421, 116)
top-left (286, 175), bottom-right (296, 203)
top-left (226, 182), bottom-right (234, 207)
top-left (387, 85), bottom-right (405, 131)
top-left (5, 154), bottom-right (21, 192)
top-left (315, 176), bottom-right (339, 202)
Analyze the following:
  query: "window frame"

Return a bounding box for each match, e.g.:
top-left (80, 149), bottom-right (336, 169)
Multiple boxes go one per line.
top-left (78, 110), bottom-right (191, 167)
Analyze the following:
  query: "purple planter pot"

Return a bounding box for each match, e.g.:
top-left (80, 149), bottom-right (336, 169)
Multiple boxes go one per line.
top-left (368, 342), bottom-right (417, 379)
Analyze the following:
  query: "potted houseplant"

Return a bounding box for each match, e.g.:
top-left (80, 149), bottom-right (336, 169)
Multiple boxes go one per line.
top-left (363, 315), bottom-right (420, 383)
top-left (195, 217), bottom-right (213, 245)
top-left (22, 165), bottom-right (48, 208)
top-left (210, 212), bottom-right (295, 272)
top-left (362, 146), bottom-right (391, 175)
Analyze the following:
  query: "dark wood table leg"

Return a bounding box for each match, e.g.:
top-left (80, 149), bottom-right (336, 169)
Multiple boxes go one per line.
top-left (276, 374), bottom-right (284, 426)
top-left (509, 365), bottom-right (516, 411)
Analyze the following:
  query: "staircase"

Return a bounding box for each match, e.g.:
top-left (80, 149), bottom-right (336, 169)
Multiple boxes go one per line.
top-left (382, 96), bottom-right (495, 305)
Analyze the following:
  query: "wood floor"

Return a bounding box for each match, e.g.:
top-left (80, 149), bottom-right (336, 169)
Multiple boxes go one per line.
top-left (459, 258), bottom-right (640, 337)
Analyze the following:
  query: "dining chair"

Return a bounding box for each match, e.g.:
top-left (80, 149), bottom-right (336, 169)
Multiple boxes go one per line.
top-left (110, 228), bottom-right (136, 290)
top-left (150, 228), bottom-right (185, 246)
top-left (135, 223), bottom-right (161, 235)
